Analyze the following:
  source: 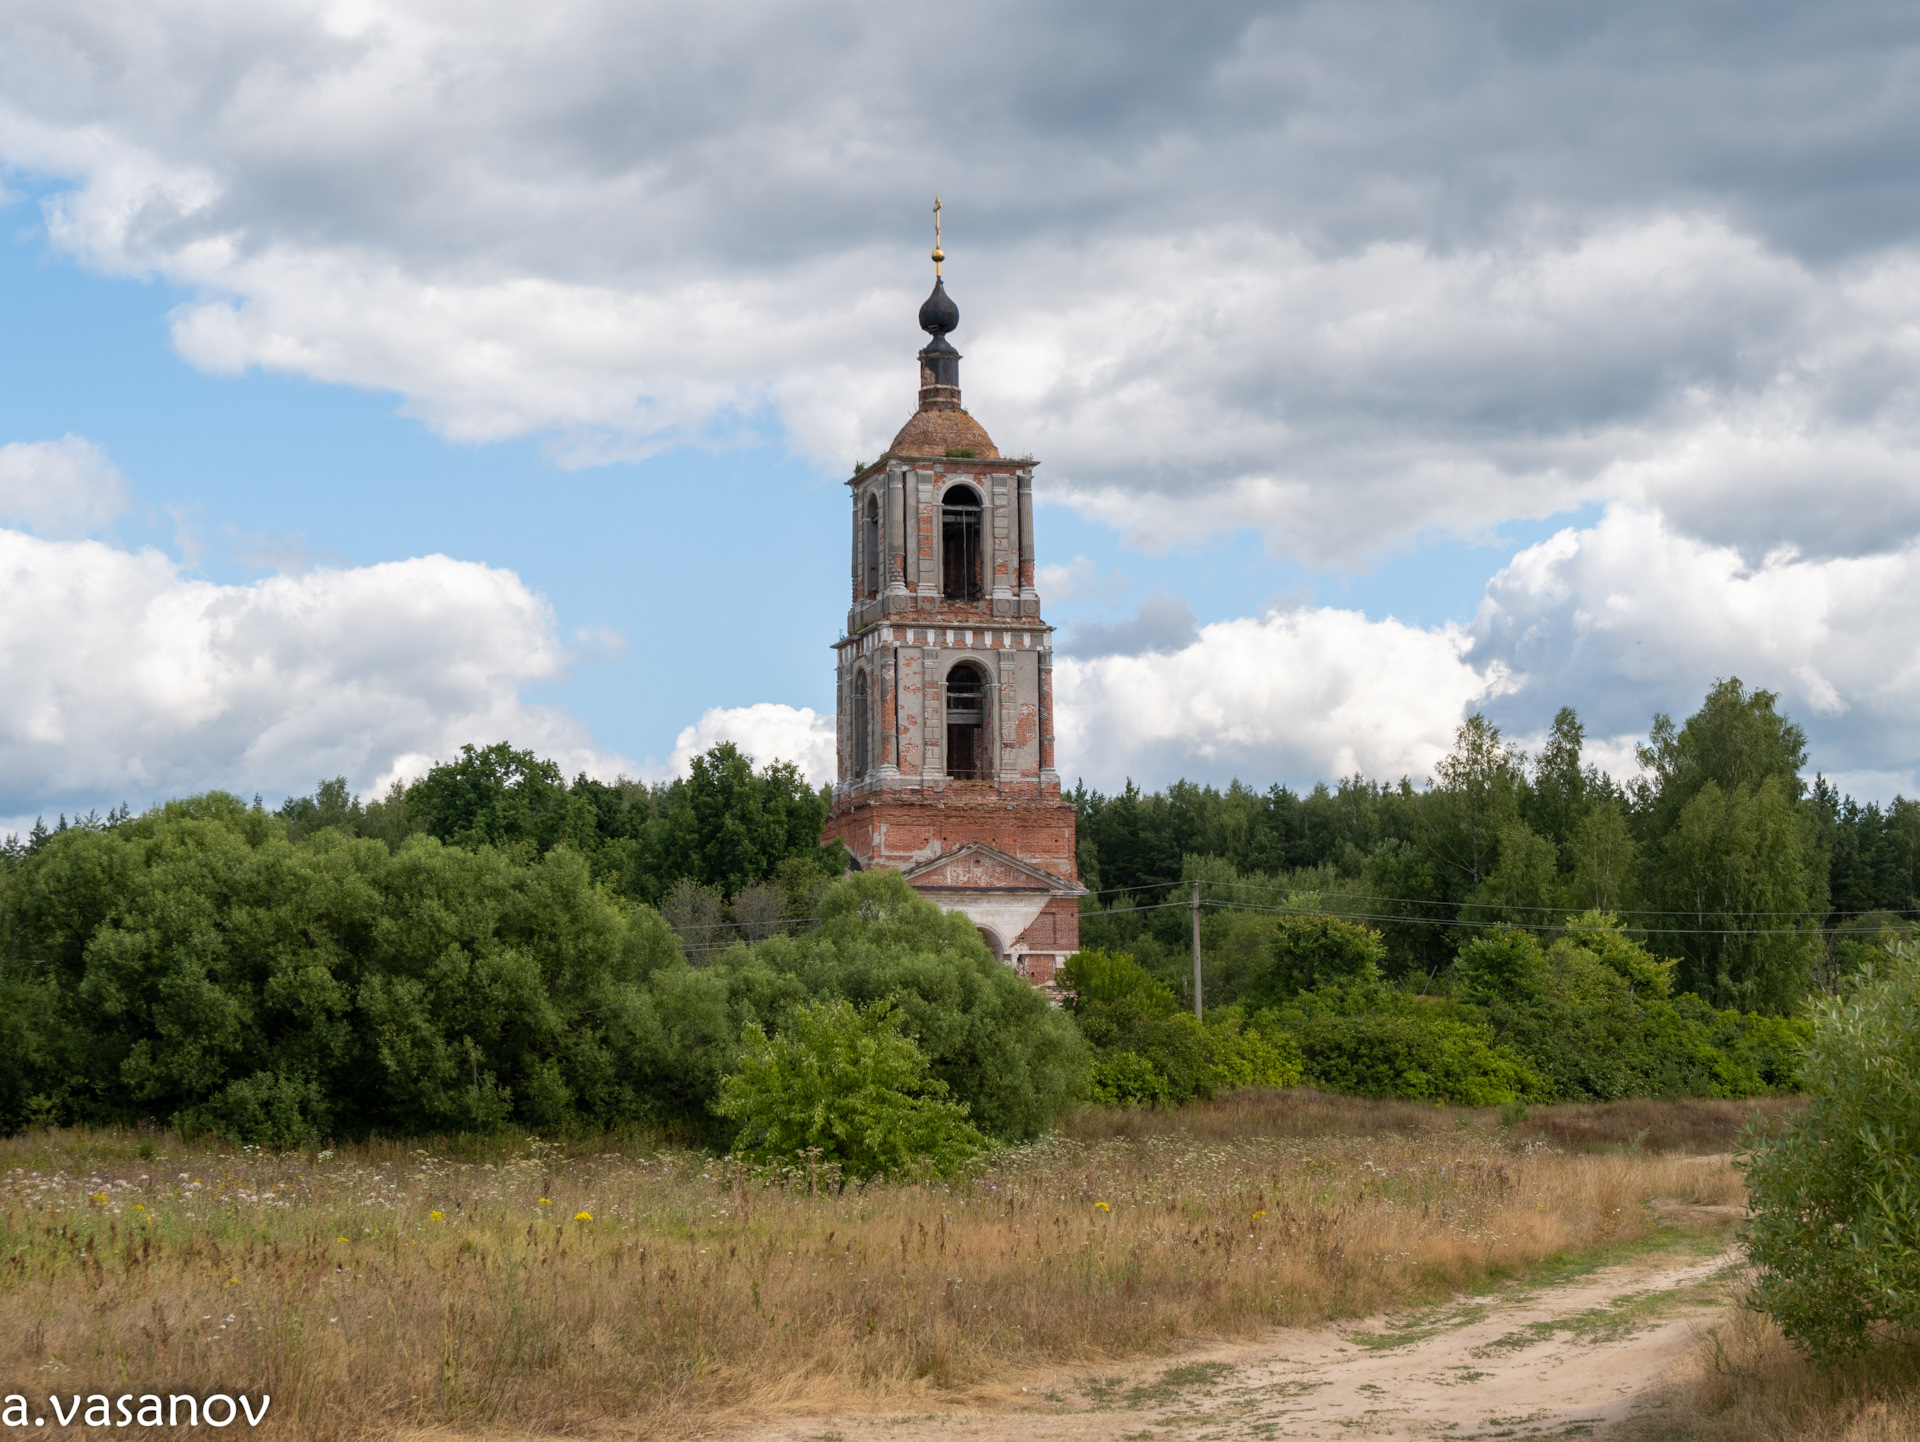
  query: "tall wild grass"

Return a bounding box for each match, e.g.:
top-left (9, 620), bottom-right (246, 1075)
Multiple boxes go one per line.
top-left (0, 1092), bottom-right (1743, 1439)
top-left (1635, 1303), bottom-right (1920, 1442)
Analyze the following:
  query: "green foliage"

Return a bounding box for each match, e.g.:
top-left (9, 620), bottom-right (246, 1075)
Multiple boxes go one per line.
top-left (1064, 945), bottom-right (1300, 1107)
top-left (1460, 820), bottom-right (1563, 929)
top-left (1058, 946), bottom-right (1179, 1013)
top-left (1088, 1051), bottom-right (1171, 1107)
top-left (715, 998), bottom-right (989, 1179)
top-left (1201, 1009), bottom-right (1305, 1092)
top-left (1744, 946), bottom-right (1920, 1360)
top-left (712, 870), bottom-right (1087, 1143)
top-left (1272, 982), bottom-right (1546, 1106)
top-left (1070, 677), bottom-right (1885, 1031)
top-left (1526, 706), bottom-right (1589, 847)
top-left (1244, 915), bottom-right (1387, 1008)
top-left (0, 812), bottom-right (1071, 1147)
top-left (1449, 916), bottom-right (1806, 1102)
top-left (403, 742), bottom-right (591, 854)
top-left (1650, 776), bottom-right (1819, 1010)
top-left (652, 743), bottom-right (835, 900)
top-left (261, 740), bottom-right (842, 913)
top-left (1567, 803), bottom-right (1637, 912)
top-left (1637, 676), bottom-right (1810, 819)
top-left (1423, 714), bottom-right (1527, 894)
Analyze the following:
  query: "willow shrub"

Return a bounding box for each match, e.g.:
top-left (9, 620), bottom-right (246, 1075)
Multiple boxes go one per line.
top-left (1744, 945), bottom-right (1920, 1360)
top-left (715, 997), bottom-right (989, 1179)
top-left (1060, 948), bottom-right (1302, 1107)
top-left (0, 803), bottom-right (1082, 1146)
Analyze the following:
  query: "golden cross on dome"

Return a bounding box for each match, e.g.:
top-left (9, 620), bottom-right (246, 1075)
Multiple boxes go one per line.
top-left (932, 197), bottom-right (945, 276)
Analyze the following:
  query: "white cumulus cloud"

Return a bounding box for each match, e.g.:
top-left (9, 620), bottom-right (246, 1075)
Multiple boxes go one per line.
top-left (663, 703), bottom-right (836, 786)
top-left (1472, 506), bottom-right (1920, 795)
top-left (1056, 606), bottom-right (1511, 792)
top-left (0, 436), bottom-right (132, 537)
top-left (0, 526), bottom-right (630, 820)
top-left (5, 2), bottom-right (1920, 566)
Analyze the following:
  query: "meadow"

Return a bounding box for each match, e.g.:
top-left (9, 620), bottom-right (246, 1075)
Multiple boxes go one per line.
top-left (0, 1090), bottom-right (1759, 1440)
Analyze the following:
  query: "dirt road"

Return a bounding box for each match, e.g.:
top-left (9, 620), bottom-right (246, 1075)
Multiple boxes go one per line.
top-left (729, 1239), bottom-right (1736, 1441)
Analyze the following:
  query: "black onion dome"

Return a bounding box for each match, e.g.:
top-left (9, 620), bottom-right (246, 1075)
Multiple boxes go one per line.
top-left (918, 276), bottom-right (959, 337)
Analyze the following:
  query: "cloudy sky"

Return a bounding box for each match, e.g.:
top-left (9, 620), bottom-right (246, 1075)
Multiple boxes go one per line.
top-left (2, 0), bottom-right (1918, 828)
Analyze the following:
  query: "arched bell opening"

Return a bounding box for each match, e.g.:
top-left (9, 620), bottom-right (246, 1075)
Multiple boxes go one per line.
top-left (944, 661), bottom-right (989, 780)
top-left (941, 484), bottom-right (983, 602)
top-left (851, 669), bottom-right (871, 777)
top-left (863, 494), bottom-right (881, 599)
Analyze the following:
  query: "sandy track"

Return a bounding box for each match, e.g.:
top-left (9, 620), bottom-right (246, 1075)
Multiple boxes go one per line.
top-left (728, 1242), bottom-right (1737, 1441)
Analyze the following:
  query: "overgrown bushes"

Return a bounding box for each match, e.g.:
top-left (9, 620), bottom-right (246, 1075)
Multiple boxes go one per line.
top-left (1059, 948), bottom-right (1302, 1106)
top-left (716, 998), bottom-right (989, 1179)
top-left (1066, 911), bottom-right (1809, 1109)
top-left (0, 798), bottom-right (1081, 1153)
top-left (1744, 943), bottom-right (1920, 1359)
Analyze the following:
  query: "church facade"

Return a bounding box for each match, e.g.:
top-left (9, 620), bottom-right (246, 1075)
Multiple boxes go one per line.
top-left (822, 247), bottom-right (1083, 987)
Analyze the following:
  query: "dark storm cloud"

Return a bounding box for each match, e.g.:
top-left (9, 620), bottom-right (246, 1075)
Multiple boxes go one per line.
top-left (1062, 594), bottom-right (1199, 659)
top-left (11, 1), bottom-right (1920, 269)
top-left (5, 0), bottom-right (1920, 794)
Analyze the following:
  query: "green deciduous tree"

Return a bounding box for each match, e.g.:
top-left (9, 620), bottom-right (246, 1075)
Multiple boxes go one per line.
top-left (1460, 820), bottom-right (1564, 930)
top-left (1637, 677), bottom-right (1810, 826)
top-left (1419, 714), bottom-right (1527, 896)
top-left (1650, 777), bottom-right (1818, 1010)
top-left (714, 870), bottom-right (1086, 1142)
top-left (1244, 916), bottom-right (1388, 1008)
top-left (1567, 802), bottom-right (1637, 913)
top-left (1527, 706), bottom-right (1589, 849)
top-left (1745, 946), bottom-right (1920, 1360)
top-left (716, 998), bottom-right (989, 1179)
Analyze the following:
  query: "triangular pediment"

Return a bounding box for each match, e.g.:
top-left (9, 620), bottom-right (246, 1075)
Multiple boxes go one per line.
top-left (901, 843), bottom-right (1085, 896)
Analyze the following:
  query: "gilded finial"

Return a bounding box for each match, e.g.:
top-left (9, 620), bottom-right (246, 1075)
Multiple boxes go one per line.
top-left (931, 196), bottom-right (945, 276)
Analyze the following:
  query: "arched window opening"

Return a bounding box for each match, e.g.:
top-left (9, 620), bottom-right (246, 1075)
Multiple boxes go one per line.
top-left (945, 662), bottom-right (987, 779)
top-left (941, 485), bottom-right (983, 601)
top-left (863, 494), bottom-right (881, 598)
top-left (852, 670), bottom-right (871, 776)
top-left (975, 926), bottom-right (1003, 960)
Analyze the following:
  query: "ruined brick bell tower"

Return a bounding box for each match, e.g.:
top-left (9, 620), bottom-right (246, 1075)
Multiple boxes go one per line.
top-left (823, 205), bottom-right (1084, 986)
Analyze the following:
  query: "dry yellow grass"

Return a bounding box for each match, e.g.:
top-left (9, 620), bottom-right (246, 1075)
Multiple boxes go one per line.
top-left (0, 1095), bottom-right (1744, 1440)
top-left (1629, 1303), bottom-right (1920, 1442)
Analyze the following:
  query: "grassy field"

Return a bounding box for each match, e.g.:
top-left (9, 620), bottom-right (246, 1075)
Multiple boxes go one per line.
top-left (0, 1091), bottom-right (1761, 1440)
top-left (1626, 1298), bottom-right (1920, 1442)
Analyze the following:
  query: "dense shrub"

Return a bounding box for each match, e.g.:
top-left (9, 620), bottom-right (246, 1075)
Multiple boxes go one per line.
top-left (709, 871), bottom-right (1087, 1142)
top-left (715, 998), bottom-right (989, 1179)
top-left (1063, 914), bottom-right (1805, 1112)
top-left (1744, 945), bottom-right (1920, 1359)
top-left (0, 803), bottom-right (1078, 1145)
top-left (1266, 980), bottom-right (1546, 1106)
top-left (1060, 948), bottom-right (1300, 1106)
top-left (1455, 917), bottom-right (1810, 1101)
top-left (1245, 914), bottom-right (1389, 1006)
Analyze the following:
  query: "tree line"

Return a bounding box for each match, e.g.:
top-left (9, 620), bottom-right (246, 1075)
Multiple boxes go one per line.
top-left (0, 676), bottom-right (1875, 1147)
top-left (1075, 678), bottom-right (1904, 1017)
top-left (6, 740), bottom-right (847, 958)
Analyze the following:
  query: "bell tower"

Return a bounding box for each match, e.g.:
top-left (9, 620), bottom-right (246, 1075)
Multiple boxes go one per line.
top-left (824, 204), bottom-right (1083, 986)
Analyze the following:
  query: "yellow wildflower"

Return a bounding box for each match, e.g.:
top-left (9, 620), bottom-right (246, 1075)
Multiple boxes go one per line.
top-left (428, 1210), bottom-right (445, 1222)
top-left (1252, 1211), bottom-right (1267, 1221)
top-left (1093, 1201), bottom-right (1110, 1213)
top-left (89, 1191), bottom-right (108, 1205)
top-left (538, 1198), bottom-right (551, 1205)
top-left (574, 1210), bottom-right (593, 1222)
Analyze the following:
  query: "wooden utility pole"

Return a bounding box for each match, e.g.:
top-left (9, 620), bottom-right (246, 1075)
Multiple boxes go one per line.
top-left (1191, 879), bottom-right (1203, 1018)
